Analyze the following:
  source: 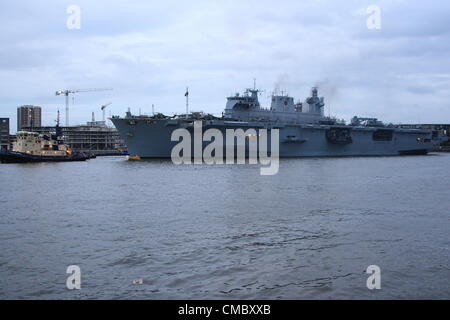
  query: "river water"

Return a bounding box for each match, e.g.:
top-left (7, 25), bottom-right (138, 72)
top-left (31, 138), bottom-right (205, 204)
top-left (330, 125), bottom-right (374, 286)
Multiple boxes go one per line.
top-left (0, 154), bottom-right (449, 299)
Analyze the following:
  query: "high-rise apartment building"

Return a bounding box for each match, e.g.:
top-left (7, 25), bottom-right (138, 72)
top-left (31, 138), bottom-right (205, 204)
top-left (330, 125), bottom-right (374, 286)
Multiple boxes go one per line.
top-left (17, 105), bottom-right (42, 131)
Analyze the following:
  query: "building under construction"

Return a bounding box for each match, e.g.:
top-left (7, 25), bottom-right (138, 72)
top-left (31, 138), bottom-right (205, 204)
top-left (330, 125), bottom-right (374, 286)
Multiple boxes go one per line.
top-left (22, 121), bottom-right (126, 156)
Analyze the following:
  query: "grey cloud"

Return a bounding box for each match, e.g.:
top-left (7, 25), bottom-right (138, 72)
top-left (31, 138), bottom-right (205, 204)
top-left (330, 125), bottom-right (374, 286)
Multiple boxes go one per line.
top-left (1, 0), bottom-right (450, 133)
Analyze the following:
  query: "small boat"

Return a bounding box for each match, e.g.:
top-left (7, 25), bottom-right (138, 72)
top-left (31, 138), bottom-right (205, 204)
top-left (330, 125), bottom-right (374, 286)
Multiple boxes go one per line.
top-left (0, 119), bottom-right (90, 164)
top-left (128, 155), bottom-right (141, 161)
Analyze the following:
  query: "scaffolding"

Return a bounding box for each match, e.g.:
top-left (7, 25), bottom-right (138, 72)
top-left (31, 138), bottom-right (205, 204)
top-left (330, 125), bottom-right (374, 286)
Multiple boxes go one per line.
top-left (22, 123), bottom-right (126, 155)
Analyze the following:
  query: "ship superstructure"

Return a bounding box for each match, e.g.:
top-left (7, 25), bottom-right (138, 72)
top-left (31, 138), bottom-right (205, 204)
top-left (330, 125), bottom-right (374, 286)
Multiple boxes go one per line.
top-left (224, 87), bottom-right (326, 124)
top-left (13, 130), bottom-right (70, 157)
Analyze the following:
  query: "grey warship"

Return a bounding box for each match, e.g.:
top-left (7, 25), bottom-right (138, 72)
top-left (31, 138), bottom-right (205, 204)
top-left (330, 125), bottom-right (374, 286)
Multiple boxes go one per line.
top-left (111, 86), bottom-right (437, 158)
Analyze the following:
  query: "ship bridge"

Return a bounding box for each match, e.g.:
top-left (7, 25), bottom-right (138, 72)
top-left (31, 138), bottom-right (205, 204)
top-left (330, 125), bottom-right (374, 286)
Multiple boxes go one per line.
top-left (225, 89), bottom-right (261, 115)
top-left (224, 86), bottom-right (328, 124)
top-left (270, 95), bottom-right (295, 112)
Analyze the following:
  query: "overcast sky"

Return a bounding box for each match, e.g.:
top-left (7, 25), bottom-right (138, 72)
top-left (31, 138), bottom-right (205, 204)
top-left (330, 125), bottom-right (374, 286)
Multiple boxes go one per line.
top-left (1, 0), bottom-right (449, 132)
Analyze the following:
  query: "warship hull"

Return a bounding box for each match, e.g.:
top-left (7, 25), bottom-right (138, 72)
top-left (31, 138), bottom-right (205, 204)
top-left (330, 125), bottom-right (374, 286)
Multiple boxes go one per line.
top-left (111, 118), bottom-right (433, 158)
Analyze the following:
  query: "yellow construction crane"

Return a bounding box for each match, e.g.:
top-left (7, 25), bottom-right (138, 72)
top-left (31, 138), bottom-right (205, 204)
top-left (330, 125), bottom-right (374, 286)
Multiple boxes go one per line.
top-left (55, 88), bottom-right (113, 126)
